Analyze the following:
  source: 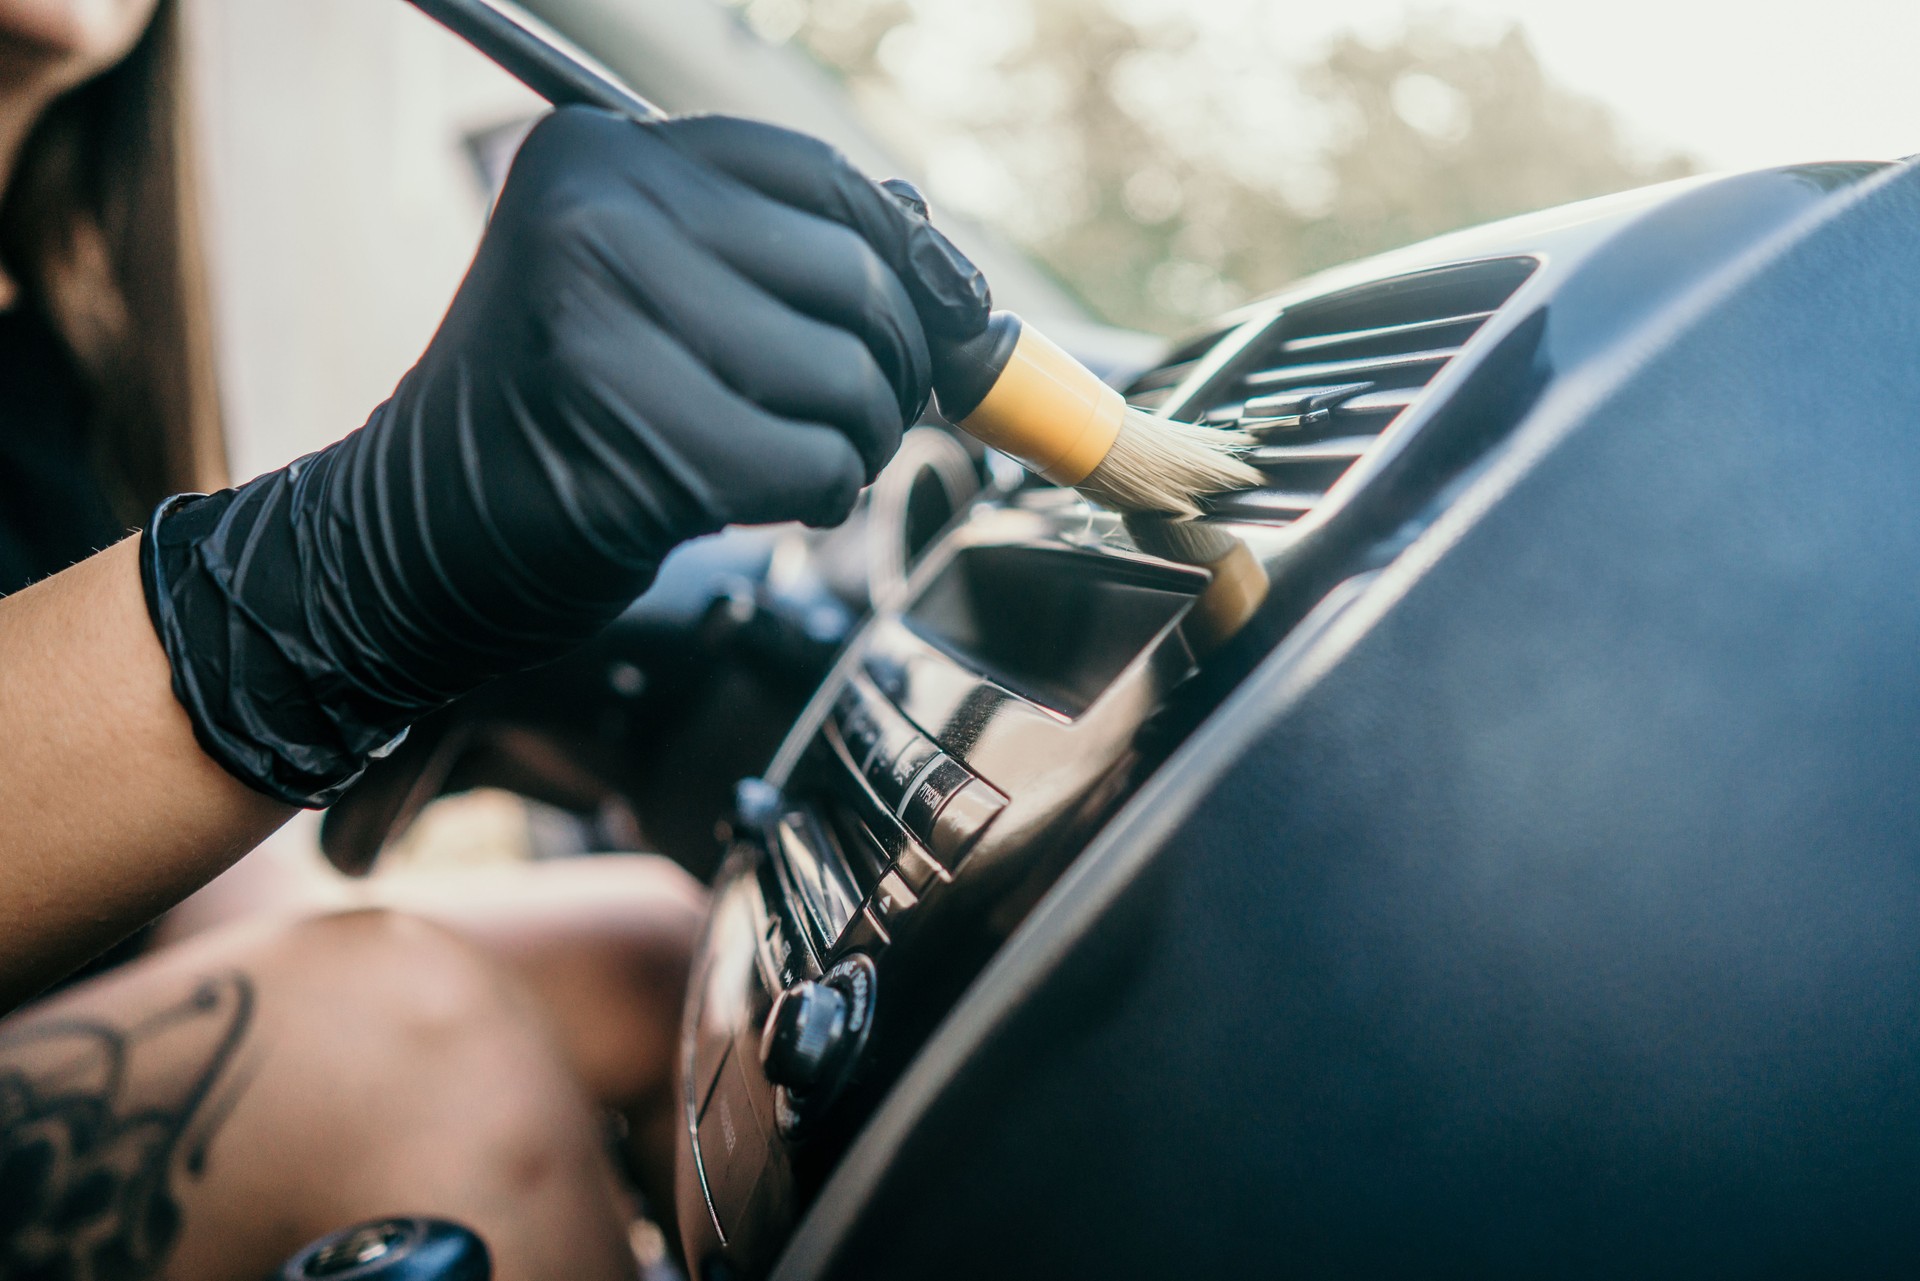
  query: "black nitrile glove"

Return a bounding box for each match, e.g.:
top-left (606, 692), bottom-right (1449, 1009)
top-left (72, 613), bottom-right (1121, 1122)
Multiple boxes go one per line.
top-left (142, 108), bottom-right (990, 806)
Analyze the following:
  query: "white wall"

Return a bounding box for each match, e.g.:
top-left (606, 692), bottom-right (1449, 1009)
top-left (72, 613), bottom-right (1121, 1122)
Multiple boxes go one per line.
top-left (186, 0), bottom-right (542, 481)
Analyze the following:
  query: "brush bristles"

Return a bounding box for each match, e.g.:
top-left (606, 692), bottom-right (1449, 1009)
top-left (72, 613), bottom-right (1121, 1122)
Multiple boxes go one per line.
top-left (1080, 408), bottom-right (1264, 519)
top-left (1122, 511), bottom-right (1240, 564)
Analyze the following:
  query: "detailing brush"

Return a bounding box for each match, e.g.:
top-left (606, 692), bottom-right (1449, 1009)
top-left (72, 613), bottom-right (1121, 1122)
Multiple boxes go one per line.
top-left (405, 0), bottom-right (1262, 517)
top-left (932, 311), bottom-right (1260, 517)
top-left (1123, 513), bottom-right (1269, 647)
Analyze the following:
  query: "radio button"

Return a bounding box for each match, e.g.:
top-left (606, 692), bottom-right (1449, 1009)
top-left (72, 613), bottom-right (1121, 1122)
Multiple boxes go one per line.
top-left (903, 755), bottom-right (970, 830)
top-left (890, 840), bottom-right (948, 894)
top-left (836, 904), bottom-right (889, 955)
top-left (869, 870), bottom-right (918, 928)
top-left (870, 735), bottom-right (938, 810)
top-left (929, 779), bottom-right (1008, 868)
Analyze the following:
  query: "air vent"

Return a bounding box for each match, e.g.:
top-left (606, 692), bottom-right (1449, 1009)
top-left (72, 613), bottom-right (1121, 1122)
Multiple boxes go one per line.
top-left (1128, 257), bottom-right (1536, 526)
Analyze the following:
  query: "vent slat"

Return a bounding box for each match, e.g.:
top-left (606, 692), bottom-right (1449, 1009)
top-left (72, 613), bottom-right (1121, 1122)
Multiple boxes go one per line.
top-left (1247, 437), bottom-right (1377, 465)
top-left (1243, 347), bottom-right (1460, 390)
top-left (1335, 386), bottom-right (1423, 414)
top-left (1203, 489), bottom-right (1323, 521)
top-left (1204, 381), bottom-right (1375, 426)
top-left (1280, 310), bottom-right (1495, 355)
top-left (1243, 382), bottom-right (1375, 418)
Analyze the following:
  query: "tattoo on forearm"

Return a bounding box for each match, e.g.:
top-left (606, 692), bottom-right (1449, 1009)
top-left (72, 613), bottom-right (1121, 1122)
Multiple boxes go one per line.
top-left (0, 971), bottom-right (256, 1280)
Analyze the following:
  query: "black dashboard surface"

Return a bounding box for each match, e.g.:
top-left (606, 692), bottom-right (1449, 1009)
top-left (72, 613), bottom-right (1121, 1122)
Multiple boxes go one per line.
top-left (683, 158), bottom-right (1920, 1279)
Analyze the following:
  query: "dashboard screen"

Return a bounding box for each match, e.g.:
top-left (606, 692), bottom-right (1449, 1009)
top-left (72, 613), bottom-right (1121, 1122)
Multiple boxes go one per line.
top-left (904, 545), bottom-right (1197, 716)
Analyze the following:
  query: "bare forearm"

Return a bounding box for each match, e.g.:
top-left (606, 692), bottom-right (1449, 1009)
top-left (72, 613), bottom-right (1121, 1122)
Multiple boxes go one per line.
top-left (0, 538), bottom-right (292, 1006)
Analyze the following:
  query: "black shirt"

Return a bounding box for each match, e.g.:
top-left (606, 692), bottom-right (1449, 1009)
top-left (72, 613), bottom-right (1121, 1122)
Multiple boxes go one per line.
top-left (0, 305), bottom-right (125, 595)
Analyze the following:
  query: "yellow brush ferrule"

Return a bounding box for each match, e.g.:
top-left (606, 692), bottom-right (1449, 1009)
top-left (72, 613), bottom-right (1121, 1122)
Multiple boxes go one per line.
top-left (957, 324), bottom-right (1124, 487)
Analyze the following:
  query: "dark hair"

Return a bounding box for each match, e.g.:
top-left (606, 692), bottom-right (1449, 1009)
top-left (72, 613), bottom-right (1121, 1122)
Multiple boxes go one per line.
top-left (0, 0), bottom-right (227, 519)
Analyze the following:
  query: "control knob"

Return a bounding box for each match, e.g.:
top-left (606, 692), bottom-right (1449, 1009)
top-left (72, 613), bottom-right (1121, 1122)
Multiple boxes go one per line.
top-left (760, 980), bottom-right (849, 1091)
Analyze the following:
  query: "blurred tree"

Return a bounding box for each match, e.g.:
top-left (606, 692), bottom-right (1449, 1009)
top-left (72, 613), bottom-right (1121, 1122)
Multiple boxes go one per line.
top-left (1292, 21), bottom-right (1697, 273)
top-left (743, 0), bottom-right (1694, 333)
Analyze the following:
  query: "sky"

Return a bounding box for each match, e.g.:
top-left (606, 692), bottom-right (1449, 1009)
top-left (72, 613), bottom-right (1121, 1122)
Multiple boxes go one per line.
top-left (1240, 0), bottom-right (1920, 171)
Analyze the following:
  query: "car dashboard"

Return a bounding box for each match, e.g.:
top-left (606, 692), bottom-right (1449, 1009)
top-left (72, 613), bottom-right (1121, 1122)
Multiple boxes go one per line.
top-left (673, 158), bottom-right (1920, 1279)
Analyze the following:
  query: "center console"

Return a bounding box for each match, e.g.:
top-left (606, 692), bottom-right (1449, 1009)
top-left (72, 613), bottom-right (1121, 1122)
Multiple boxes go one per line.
top-left (673, 497), bottom-right (1231, 1271)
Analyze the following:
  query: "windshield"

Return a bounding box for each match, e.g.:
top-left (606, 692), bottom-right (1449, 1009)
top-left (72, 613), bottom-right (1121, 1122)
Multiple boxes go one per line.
top-left (526, 0), bottom-right (1917, 337)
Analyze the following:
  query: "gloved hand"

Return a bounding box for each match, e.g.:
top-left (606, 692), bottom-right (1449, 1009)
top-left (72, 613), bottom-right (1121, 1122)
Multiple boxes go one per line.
top-left (142, 108), bottom-right (990, 806)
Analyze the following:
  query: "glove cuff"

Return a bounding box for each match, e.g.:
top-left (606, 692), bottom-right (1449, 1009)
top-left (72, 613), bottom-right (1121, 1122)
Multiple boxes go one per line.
top-left (140, 492), bottom-right (405, 808)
